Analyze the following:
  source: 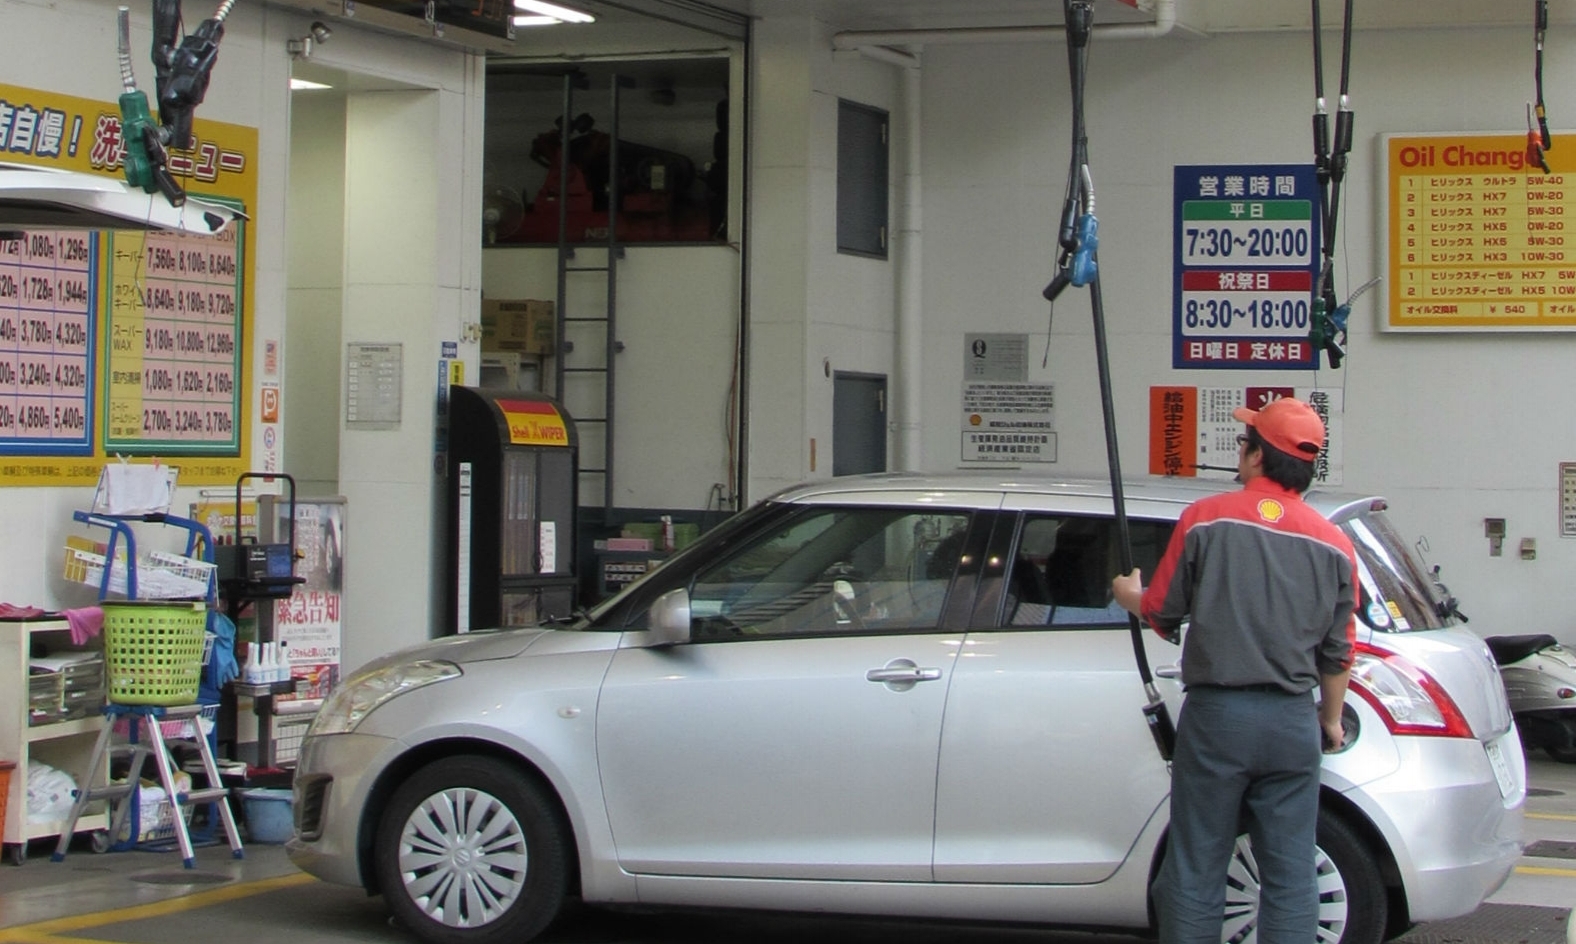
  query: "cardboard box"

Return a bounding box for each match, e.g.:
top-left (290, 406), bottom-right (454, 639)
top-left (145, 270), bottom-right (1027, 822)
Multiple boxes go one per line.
top-left (481, 299), bottom-right (555, 355)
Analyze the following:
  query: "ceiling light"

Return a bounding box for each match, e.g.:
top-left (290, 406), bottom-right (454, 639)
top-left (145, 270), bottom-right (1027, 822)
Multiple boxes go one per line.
top-left (511, 14), bottom-right (560, 27)
top-left (290, 78), bottom-right (333, 90)
top-left (511, 0), bottom-right (595, 23)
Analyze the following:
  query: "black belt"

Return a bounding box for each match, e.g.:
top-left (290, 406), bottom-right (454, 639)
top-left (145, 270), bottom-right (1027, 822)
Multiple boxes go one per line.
top-left (1188, 683), bottom-right (1288, 694)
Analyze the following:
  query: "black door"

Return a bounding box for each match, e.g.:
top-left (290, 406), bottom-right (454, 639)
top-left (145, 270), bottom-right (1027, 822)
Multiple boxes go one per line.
top-left (833, 372), bottom-right (887, 476)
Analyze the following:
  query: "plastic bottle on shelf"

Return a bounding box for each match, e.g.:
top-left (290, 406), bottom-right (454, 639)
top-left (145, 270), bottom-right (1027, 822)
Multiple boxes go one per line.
top-left (241, 641), bottom-right (259, 684)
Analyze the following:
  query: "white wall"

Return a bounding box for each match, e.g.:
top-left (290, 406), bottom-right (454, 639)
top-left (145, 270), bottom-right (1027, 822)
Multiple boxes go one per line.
top-left (0, 0), bottom-right (485, 672)
top-left (481, 245), bottom-right (739, 509)
top-left (5, 3), bottom-right (1573, 664)
top-left (285, 92), bottom-right (346, 497)
top-left (0, 0), bottom-right (289, 609)
top-left (896, 25), bottom-right (1576, 639)
top-left (746, 18), bottom-right (906, 497)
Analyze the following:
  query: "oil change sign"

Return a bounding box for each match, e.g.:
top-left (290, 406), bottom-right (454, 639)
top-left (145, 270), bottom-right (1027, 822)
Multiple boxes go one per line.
top-left (1383, 132), bottom-right (1576, 330)
top-left (1173, 164), bottom-right (1320, 370)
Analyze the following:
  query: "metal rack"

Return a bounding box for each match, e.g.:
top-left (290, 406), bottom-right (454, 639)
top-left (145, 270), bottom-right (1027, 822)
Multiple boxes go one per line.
top-left (50, 513), bottom-right (243, 867)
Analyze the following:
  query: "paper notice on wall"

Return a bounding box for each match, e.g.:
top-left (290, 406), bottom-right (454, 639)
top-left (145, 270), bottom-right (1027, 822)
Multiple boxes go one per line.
top-left (1149, 385), bottom-right (1342, 486)
top-left (959, 333), bottom-right (1055, 463)
top-left (539, 520), bottom-right (557, 573)
top-left (961, 382), bottom-right (1056, 463)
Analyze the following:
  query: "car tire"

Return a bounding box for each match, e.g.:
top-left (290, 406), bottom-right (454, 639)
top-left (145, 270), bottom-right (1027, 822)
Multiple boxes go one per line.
top-left (1546, 746), bottom-right (1576, 764)
top-left (1219, 813), bottom-right (1386, 944)
top-left (374, 755), bottom-right (569, 944)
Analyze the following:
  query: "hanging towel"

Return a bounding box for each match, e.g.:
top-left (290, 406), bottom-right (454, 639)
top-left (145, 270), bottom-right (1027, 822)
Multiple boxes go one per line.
top-left (0, 603), bottom-right (47, 619)
top-left (61, 606), bottom-right (104, 646)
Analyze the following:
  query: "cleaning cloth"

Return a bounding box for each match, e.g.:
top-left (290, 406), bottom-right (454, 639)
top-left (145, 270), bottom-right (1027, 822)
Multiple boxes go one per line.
top-left (61, 606), bottom-right (104, 645)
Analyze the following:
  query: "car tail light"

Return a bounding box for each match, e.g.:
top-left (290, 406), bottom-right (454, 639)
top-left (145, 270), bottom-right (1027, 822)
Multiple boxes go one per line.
top-left (1347, 641), bottom-right (1474, 739)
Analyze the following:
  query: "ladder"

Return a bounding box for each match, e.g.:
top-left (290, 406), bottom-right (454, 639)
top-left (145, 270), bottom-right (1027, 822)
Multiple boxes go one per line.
top-left (551, 71), bottom-right (631, 512)
top-left (52, 703), bottom-right (242, 867)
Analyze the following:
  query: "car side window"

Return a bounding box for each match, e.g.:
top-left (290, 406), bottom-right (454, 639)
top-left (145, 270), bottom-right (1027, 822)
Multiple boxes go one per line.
top-left (687, 508), bottom-right (973, 640)
top-left (1000, 514), bottom-right (1174, 628)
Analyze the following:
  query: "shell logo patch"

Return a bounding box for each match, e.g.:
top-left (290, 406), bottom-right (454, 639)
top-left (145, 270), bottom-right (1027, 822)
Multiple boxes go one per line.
top-left (1257, 498), bottom-right (1286, 523)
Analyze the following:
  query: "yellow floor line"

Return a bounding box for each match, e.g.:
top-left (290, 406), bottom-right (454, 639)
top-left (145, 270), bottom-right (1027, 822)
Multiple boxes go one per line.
top-left (1528, 811), bottom-right (1576, 822)
top-left (1516, 865), bottom-right (1576, 878)
top-left (0, 872), bottom-right (315, 942)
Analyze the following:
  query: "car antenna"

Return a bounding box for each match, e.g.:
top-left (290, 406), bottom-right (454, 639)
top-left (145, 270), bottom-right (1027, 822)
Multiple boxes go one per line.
top-left (1043, 0), bottom-right (1175, 763)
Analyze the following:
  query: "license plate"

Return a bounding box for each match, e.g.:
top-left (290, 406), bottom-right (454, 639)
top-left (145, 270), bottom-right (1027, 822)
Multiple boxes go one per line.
top-left (1485, 738), bottom-right (1515, 798)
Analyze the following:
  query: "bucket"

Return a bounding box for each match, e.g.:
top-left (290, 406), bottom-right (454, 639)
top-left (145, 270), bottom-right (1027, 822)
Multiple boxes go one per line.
top-left (0, 761), bottom-right (13, 834)
top-left (241, 788), bottom-right (294, 843)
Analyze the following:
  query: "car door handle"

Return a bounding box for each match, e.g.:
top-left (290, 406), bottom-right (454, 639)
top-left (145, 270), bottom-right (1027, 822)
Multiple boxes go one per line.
top-left (1155, 664), bottom-right (1181, 680)
top-left (866, 659), bottom-right (942, 686)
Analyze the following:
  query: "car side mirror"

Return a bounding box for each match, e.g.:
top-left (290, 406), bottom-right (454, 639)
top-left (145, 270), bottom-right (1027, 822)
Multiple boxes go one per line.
top-left (646, 588), bottom-right (693, 646)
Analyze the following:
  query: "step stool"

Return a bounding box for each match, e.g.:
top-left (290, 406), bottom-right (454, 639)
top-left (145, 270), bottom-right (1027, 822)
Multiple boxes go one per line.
top-left (51, 703), bottom-right (243, 867)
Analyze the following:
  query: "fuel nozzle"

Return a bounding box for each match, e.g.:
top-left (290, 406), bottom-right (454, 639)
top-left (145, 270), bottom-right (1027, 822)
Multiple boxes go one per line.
top-left (158, 16), bottom-right (225, 151)
top-left (1528, 103), bottom-right (1552, 175)
top-left (153, 0), bottom-right (234, 152)
top-left (116, 6), bottom-right (183, 204)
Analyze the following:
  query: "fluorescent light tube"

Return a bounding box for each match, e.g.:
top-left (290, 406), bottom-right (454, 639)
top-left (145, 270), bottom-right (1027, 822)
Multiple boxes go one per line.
top-left (512, 0), bottom-right (595, 23)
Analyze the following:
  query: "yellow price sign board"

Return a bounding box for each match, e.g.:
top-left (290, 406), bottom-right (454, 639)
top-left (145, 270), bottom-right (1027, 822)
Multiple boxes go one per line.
top-left (1384, 132), bottom-right (1576, 331)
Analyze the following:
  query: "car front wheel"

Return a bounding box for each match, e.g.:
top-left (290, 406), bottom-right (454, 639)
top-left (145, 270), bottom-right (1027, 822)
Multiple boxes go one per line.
top-left (374, 755), bottom-right (569, 944)
top-left (1220, 813), bottom-right (1386, 944)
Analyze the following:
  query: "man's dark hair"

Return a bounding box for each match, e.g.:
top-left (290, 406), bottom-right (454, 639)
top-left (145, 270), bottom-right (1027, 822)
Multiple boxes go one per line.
top-left (1246, 426), bottom-right (1315, 493)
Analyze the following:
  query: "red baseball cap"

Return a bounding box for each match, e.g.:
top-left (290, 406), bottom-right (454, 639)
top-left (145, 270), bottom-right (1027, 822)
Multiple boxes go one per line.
top-left (1233, 397), bottom-right (1325, 457)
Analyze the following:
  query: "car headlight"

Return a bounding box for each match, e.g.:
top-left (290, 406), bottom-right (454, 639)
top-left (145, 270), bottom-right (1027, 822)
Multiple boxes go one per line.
top-left (308, 660), bottom-right (462, 736)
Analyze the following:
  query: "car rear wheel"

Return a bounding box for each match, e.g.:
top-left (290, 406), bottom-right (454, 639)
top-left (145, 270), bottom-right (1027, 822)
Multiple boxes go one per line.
top-left (375, 755), bottom-right (569, 944)
top-left (1220, 813), bottom-right (1386, 944)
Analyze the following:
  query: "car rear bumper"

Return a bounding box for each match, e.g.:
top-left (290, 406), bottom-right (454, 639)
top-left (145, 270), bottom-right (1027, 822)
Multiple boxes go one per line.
top-left (1351, 729), bottom-right (1525, 922)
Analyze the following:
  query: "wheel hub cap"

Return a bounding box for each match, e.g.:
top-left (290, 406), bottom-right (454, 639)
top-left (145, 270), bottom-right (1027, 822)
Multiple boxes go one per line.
top-left (398, 786), bottom-right (529, 928)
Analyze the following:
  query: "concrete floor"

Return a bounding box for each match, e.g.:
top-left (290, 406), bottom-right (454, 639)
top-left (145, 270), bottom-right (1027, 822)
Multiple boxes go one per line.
top-left (2, 755), bottom-right (1574, 944)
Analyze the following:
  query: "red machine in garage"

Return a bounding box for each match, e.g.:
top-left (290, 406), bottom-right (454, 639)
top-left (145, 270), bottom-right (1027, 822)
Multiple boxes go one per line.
top-left (503, 112), bottom-right (713, 243)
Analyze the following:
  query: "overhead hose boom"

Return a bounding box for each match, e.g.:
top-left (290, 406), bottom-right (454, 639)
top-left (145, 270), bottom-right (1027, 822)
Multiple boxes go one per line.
top-left (1309, 0), bottom-right (1355, 369)
top-left (1044, 0), bottom-right (1175, 763)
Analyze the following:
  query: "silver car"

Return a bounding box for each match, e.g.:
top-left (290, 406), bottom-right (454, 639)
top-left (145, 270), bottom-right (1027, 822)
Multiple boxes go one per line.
top-left (287, 473), bottom-right (1524, 944)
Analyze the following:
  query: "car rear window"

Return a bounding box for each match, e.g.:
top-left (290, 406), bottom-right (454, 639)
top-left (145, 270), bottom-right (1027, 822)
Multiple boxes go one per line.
top-left (1343, 510), bottom-right (1455, 633)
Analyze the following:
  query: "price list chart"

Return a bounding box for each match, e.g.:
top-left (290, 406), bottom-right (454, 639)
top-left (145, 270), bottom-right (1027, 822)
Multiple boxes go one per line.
top-left (1385, 133), bottom-right (1576, 330)
top-left (1172, 164), bottom-right (1321, 370)
top-left (104, 223), bottom-right (242, 453)
top-left (0, 231), bottom-right (95, 455)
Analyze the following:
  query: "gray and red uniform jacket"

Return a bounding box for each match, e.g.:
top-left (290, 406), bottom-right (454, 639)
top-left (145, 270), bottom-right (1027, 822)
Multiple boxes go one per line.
top-left (1140, 477), bottom-right (1358, 695)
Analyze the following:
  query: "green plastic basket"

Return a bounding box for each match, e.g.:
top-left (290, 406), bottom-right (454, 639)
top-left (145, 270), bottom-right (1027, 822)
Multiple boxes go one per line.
top-left (102, 601), bottom-right (207, 706)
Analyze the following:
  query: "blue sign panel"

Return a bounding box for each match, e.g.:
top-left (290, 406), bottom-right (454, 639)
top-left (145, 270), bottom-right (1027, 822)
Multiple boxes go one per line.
top-left (1173, 164), bottom-right (1320, 370)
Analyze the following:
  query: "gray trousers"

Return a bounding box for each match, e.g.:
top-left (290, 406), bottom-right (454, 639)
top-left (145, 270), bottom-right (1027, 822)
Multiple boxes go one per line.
top-left (1152, 685), bottom-right (1322, 944)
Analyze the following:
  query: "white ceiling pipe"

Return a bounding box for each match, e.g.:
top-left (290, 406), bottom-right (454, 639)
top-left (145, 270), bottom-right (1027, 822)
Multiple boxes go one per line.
top-left (832, 0), bottom-right (1177, 50)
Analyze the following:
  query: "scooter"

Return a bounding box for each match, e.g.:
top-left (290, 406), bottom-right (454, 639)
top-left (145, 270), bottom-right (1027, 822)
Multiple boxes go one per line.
top-left (1425, 563), bottom-right (1576, 763)
top-left (1486, 633), bottom-right (1576, 763)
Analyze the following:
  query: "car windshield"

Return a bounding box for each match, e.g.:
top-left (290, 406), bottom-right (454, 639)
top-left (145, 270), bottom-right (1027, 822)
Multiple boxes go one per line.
top-left (1341, 508), bottom-right (1454, 633)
